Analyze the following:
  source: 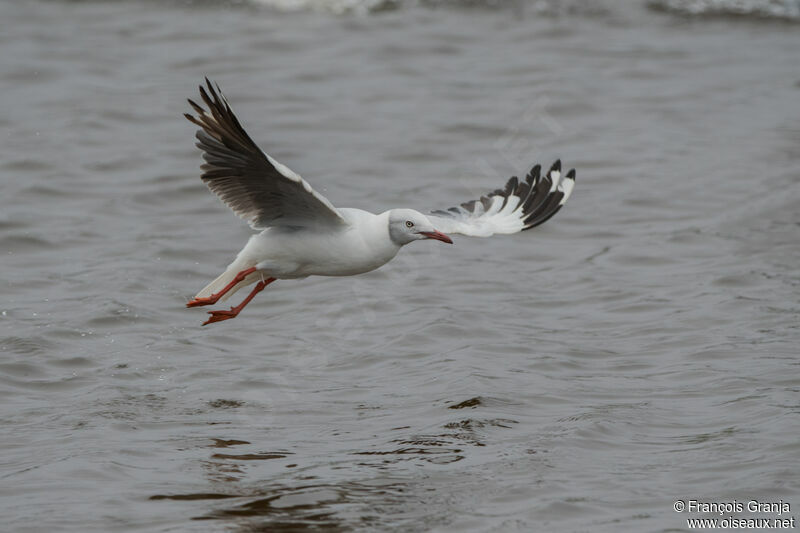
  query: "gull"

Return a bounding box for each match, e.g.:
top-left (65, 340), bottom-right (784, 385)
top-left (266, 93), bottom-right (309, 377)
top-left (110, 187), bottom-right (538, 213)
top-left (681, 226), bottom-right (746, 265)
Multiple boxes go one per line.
top-left (185, 79), bottom-right (576, 325)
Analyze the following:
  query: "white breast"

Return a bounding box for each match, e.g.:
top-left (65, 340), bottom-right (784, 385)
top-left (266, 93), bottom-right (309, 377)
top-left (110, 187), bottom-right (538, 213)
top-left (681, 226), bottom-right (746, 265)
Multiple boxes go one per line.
top-left (238, 209), bottom-right (401, 279)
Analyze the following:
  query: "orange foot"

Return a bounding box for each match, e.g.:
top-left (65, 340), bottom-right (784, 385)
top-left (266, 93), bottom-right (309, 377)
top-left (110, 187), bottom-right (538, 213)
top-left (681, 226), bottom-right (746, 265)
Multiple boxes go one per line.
top-left (186, 266), bottom-right (258, 308)
top-left (197, 277), bottom-right (274, 326)
top-left (203, 309), bottom-right (239, 326)
top-left (187, 296), bottom-right (216, 308)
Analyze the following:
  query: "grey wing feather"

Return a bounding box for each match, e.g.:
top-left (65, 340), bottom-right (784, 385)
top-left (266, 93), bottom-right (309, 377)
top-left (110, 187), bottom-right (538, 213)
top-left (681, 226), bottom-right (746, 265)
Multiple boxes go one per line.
top-left (185, 79), bottom-right (347, 230)
top-left (428, 160), bottom-right (576, 237)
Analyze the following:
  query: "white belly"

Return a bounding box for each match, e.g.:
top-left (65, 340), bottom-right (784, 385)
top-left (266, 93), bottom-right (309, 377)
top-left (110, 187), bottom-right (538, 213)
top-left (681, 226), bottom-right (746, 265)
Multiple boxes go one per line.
top-left (236, 210), bottom-right (401, 279)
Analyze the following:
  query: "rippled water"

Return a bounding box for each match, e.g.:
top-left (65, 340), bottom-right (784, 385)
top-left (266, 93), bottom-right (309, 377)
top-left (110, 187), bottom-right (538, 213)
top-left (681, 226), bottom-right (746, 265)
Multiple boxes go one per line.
top-left (1, 0), bottom-right (798, 531)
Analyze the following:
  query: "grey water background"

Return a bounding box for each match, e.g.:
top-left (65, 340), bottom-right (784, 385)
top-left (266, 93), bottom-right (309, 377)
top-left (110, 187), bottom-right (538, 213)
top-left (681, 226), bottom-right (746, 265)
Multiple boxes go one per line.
top-left (1, 0), bottom-right (799, 531)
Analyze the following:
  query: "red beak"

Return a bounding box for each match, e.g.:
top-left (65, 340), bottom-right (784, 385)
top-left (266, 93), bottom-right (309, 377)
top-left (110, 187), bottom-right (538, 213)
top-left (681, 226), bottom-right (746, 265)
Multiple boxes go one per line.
top-left (419, 230), bottom-right (453, 244)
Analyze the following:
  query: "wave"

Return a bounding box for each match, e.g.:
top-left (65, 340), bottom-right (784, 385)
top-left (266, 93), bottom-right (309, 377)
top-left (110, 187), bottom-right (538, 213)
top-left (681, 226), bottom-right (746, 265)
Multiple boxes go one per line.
top-left (647, 0), bottom-right (800, 20)
top-left (74, 0), bottom-right (800, 17)
top-left (247, 0), bottom-right (607, 15)
top-left (250, 0), bottom-right (395, 14)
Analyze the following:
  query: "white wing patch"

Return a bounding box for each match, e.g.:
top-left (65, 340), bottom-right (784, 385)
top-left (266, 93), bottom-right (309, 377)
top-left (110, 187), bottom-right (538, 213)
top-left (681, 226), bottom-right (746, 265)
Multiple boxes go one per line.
top-left (428, 160), bottom-right (576, 238)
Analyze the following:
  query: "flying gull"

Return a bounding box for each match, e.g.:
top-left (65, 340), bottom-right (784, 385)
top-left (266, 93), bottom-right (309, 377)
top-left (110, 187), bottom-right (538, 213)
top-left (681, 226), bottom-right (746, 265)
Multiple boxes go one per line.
top-left (185, 79), bottom-right (576, 325)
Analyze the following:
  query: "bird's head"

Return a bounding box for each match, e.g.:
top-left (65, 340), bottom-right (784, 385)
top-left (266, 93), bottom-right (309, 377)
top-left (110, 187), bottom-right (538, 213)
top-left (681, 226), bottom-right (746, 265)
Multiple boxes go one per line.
top-left (387, 209), bottom-right (453, 246)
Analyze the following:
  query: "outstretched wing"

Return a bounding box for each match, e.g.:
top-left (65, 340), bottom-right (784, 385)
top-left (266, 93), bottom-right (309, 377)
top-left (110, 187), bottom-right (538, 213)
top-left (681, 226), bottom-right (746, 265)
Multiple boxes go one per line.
top-left (185, 79), bottom-right (347, 230)
top-left (427, 160), bottom-right (575, 237)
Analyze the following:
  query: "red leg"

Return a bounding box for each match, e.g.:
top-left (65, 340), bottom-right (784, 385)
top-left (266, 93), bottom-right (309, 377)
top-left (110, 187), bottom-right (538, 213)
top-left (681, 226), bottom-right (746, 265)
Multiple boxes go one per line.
top-left (203, 277), bottom-right (276, 326)
top-left (187, 266), bottom-right (257, 308)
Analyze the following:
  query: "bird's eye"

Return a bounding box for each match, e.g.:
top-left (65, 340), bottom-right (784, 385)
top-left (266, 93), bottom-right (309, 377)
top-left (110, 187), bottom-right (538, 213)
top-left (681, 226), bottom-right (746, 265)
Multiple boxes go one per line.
top-left (405, 220), bottom-right (414, 228)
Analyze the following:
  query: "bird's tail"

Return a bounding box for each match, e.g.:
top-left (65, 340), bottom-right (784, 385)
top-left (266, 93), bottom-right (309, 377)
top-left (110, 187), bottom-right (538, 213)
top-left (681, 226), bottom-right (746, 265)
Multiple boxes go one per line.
top-left (195, 260), bottom-right (259, 303)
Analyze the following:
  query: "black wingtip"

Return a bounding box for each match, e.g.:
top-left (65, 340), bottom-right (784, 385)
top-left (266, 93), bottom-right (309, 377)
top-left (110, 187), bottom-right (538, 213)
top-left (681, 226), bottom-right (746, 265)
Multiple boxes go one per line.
top-left (206, 79), bottom-right (217, 100)
top-left (524, 164), bottom-right (541, 186)
top-left (504, 176), bottom-right (518, 195)
top-left (430, 159), bottom-right (574, 235)
top-left (187, 97), bottom-right (204, 114)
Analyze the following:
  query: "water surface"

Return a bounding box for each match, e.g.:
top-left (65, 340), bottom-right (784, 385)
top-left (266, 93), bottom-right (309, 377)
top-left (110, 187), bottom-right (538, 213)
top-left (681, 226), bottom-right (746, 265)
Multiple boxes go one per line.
top-left (1, 0), bottom-right (799, 531)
